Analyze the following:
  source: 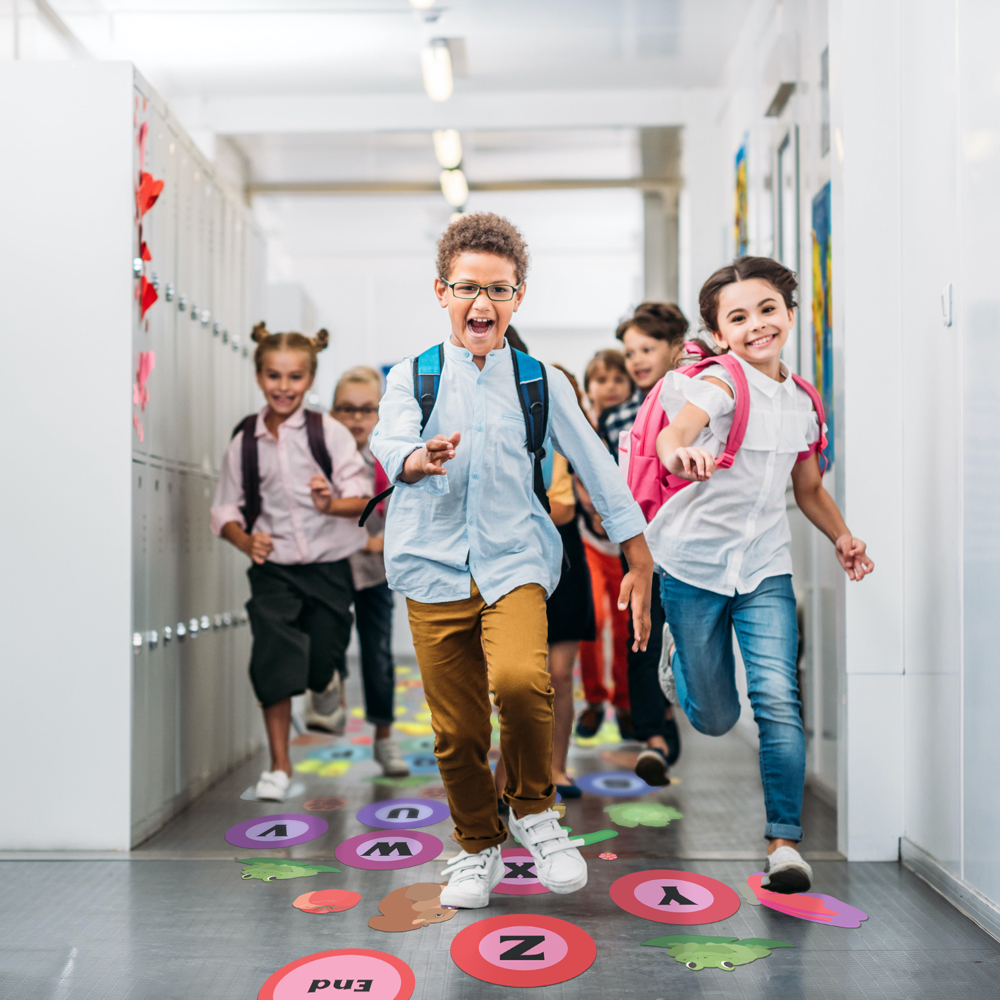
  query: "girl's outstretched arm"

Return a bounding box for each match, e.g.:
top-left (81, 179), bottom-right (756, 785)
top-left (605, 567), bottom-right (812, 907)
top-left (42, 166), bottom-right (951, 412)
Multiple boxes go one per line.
top-left (655, 401), bottom-right (716, 481)
top-left (791, 454), bottom-right (874, 581)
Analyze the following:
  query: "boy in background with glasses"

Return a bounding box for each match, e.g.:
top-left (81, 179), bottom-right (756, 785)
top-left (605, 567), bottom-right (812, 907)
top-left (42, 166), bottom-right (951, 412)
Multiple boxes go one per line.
top-left (371, 212), bottom-right (653, 909)
top-left (328, 367), bottom-right (409, 777)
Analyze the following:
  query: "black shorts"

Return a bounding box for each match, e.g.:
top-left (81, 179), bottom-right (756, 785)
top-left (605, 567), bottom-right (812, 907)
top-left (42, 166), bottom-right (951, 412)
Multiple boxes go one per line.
top-left (246, 560), bottom-right (354, 708)
top-left (546, 519), bottom-right (596, 644)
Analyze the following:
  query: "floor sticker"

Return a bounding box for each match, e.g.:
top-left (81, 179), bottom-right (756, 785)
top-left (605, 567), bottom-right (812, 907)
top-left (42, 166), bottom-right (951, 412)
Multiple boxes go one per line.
top-left (399, 736), bottom-right (436, 755)
top-left (746, 873), bottom-right (869, 927)
top-left (368, 881), bottom-right (456, 932)
top-left (304, 797), bottom-right (347, 812)
top-left (575, 771), bottom-right (654, 796)
top-left (605, 803), bottom-right (684, 828)
top-left (567, 828), bottom-right (618, 847)
top-left (351, 736), bottom-right (373, 746)
top-left (610, 870), bottom-right (742, 925)
top-left (335, 829), bottom-right (444, 870)
top-left (239, 858), bottom-right (341, 881)
top-left (295, 759), bottom-right (352, 777)
top-left (574, 720), bottom-right (628, 748)
top-left (395, 723), bottom-right (434, 736)
top-left (309, 744), bottom-right (373, 763)
top-left (291, 733), bottom-right (334, 746)
top-left (491, 848), bottom-right (550, 895)
top-left (599, 853), bottom-right (618, 860)
top-left (293, 889), bottom-right (361, 914)
top-left (242, 781), bottom-right (307, 802)
top-left (642, 934), bottom-right (794, 970)
top-left (258, 948), bottom-right (414, 1000)
top-left (365, 775), bottom-right (430, 788)
top-left (738, 882), bottom-right (761, 906)
top-left (356, 798), bottom-right (450, 830)
top-left (418, 785), bottom-right (449, 800)
top-left (450, 913), bottom-right (596, 987)
top-left (403, 753), bottom-right (439, 774)
top-left (226, 813), bottom-right (329, 850)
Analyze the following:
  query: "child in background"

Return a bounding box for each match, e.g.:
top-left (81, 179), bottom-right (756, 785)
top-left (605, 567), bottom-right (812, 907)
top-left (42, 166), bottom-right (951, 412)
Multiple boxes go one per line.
top-left (212, 326), bottom-right (370, 802)
top-left (575, 350), bottom-right (635, 740)
top-left (651, 257), bottom-right (873, 891)
top-left (372, 213), bottom-right (652, 908)
top-left (331, 367), bottom-right (409, 778)
top-left (599, 302), bottom-right (691, 785)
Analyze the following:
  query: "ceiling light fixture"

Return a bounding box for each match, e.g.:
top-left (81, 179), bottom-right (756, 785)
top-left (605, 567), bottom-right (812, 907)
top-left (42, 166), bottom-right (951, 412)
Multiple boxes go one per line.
top-left (439, 168), bottom-right (469, 207)
top-left (432, 129), bottom-right (463, 169)
top-left (421, 38), bottom-right (453, 102)
top-left (409, 0), bottom-right (436, 8)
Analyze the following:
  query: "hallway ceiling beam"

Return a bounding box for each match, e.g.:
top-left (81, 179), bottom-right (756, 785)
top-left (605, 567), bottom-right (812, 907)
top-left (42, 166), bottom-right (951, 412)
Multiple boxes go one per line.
top-left (245, 177), bottom-right (681, 198)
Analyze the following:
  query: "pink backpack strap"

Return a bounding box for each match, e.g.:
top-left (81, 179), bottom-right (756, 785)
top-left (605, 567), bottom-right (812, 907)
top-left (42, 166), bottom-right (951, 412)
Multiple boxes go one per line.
top-left (672, 353), bottom-right (750, 470)
top-left (682, 339), bottom-right (712, 359)
top-left (790, 374), bottom-right (829, 472)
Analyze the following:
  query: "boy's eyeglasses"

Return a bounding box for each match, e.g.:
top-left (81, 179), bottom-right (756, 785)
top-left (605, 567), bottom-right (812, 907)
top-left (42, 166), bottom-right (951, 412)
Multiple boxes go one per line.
top-left (333, 405), bottom-right (378, 417)
top-left (441, 279), bottom-right (523, 301)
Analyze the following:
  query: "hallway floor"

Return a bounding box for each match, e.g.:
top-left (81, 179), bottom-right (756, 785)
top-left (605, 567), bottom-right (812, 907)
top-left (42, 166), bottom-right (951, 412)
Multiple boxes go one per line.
top-left (3, 662), bottom-right (999, 999)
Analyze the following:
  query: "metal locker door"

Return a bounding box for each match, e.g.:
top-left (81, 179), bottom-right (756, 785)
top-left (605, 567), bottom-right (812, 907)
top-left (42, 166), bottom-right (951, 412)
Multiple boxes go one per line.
top-left (174, 149), bottom-right (196, 470)
top-left (131, 459), bottom-right (150, 827)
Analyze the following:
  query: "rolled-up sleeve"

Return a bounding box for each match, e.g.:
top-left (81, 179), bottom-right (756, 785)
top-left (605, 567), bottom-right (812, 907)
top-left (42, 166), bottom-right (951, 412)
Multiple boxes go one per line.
top-left (370, 360), bottom-right (449, 497)
top-left (211, 433), bottom-right (246, 536)
top-left (323, 416), bottom-right (371, 498)
top-left (547, 367), bottom-right (647, 543)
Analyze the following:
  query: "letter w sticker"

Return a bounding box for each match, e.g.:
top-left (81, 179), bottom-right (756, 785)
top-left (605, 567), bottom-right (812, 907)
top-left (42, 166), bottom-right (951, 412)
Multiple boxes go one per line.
top-left (499, 935), bottom-right (545, 961)
top-left (362, 841), bottom-right (413, 857)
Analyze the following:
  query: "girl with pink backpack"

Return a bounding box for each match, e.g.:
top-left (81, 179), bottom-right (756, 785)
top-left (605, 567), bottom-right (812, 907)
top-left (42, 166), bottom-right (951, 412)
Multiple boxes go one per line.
top-left (629, 257), bottom-right (873, 894)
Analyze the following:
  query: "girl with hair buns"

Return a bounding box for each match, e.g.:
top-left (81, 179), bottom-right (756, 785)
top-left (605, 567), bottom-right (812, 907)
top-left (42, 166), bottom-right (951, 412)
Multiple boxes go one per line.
top-left (211, 323), bottom-right (371, 802)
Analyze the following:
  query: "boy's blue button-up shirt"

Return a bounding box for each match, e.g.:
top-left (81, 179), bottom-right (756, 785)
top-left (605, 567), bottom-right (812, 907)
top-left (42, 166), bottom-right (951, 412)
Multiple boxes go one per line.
top-left (371, 339), bottom-right (647, 606)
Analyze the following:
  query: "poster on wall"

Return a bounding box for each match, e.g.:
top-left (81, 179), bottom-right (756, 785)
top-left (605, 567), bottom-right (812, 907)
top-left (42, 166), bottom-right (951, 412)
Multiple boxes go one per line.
top-left (734, 138), bottom-right (748, 257)
top-left (811, 181), bottom-right (834, 466)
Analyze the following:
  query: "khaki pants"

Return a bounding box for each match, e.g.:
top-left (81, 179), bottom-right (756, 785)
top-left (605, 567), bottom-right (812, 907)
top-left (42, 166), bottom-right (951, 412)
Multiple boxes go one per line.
top-left (406, 579), bottom-right (554, 853)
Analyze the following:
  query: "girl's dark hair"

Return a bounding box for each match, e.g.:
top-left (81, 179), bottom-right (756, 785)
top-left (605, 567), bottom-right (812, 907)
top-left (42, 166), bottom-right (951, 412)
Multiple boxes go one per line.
top-left (251, 321), bottom-right (329, 375)
top-left (615, 301), bottom-right (689, 345)
top-left (699, 257), bottom-right (798, 333)
top-left (584, 349), bottom-right (633, 392)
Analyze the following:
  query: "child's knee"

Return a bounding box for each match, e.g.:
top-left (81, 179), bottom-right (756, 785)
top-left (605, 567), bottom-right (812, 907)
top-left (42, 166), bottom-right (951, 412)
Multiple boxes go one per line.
top-left (689, 707), bottom-right (740, 738)
top-left (493, 670), bottom-right (551, 712)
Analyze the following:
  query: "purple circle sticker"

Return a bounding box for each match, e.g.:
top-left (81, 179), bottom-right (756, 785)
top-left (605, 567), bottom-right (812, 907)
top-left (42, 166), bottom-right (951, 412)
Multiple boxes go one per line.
top-left (356, 798), bottom-right (450, 830)
top-left (225, 812), bottom-right (328, 850)
top-left (335, 829), bottom-right (444, 871)
top-left (492, 848), bottom-right (550, 896)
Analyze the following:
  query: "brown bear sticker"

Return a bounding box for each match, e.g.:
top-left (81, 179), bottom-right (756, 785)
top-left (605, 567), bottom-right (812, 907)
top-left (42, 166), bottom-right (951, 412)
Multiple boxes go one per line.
top-left (367, 882), bottom-right (457, 932)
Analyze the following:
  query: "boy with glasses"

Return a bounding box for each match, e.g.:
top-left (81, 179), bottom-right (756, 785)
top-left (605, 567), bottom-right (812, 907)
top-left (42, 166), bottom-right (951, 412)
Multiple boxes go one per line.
top-left (371, 212), bottom-right (654, 908)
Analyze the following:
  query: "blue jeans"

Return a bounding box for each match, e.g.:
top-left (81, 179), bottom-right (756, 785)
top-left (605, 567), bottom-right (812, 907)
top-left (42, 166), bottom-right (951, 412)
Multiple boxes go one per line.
top-left (660, 571), bottom-right (804, 841)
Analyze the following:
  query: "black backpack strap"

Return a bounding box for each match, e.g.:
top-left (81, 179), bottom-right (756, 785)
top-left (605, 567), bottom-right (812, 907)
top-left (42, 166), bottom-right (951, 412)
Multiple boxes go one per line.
top-left (510, 348), bottom-right (551, 514)
top-left (359, 486), bottom-right (394, 528)
top-left (304, 409), bottom-right (333, 480)
top-left (412, 343), bottom-right (445, 433)
top-left (232, 414), bottom-right (261, 534)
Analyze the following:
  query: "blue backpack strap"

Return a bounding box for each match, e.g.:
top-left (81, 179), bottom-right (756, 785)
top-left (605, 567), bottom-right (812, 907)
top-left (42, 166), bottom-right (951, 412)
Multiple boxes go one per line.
top-left (510, 347), bottom-right (551, 514)
top-left (412, 343), bottom-right (445, 433)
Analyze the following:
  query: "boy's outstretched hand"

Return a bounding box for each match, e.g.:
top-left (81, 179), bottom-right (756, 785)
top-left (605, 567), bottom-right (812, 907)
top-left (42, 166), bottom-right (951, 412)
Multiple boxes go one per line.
top-left (835, 534), bottom-right (875, 581)
top-left (619, 533), bottom-right (654, 651)
top-left (399, 432), bottom-right (461, 483)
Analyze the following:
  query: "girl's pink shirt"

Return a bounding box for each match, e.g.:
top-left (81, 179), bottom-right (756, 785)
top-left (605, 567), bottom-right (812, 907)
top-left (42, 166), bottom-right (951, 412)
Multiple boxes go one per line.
top-left (211, 406), bottom-right (370, 564)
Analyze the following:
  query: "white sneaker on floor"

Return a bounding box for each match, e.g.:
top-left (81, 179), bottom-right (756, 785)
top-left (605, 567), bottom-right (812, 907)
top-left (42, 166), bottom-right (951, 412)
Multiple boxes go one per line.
top-left (374, 738), bottom-right (410, 777)
top-left (507, 808), bottom-right (588, 894)
top-left (762, 845), bottom-right (813, 894)
top-left (439, 847), bottom-right (504, 908)
top-left (305, 674), bottom-right (346, 734)
top-left (255, 769), bottom-right (291, 802)
top-left (658, 625), bottom-right (677, 704)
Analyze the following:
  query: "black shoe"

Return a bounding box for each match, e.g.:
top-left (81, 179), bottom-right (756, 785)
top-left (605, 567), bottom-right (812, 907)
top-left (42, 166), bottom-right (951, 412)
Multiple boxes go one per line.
top-left (497, 796), bottom-right (510, 817)
top-left (556, 781), bottom-right (582, 799)
top-left (615, 708), bottom-right (635, 740)
top-left (663, 715), bottom-right (681, 766)
top-left (635, 747), bottom-right (670, 787)
top-left (575, 704), bottom-right (605, 738)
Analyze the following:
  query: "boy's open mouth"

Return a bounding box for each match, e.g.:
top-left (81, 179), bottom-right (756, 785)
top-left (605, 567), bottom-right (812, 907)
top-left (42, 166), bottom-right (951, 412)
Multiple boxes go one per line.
top-left (467, 317), bottom-right (495, 337)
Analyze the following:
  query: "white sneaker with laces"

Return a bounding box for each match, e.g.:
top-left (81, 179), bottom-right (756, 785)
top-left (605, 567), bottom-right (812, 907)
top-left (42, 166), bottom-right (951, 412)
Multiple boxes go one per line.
top-left (374, 738), bottom-right (410, 777)
top-left (658, 625), bottom-right (677, 704)
top-left (439, 847), bottom-right (504, 908)
top-left (762, 845), bottom-right (813, 894)
top-left (255, 769), bottom-right (291, 802)
top-left (306, 674), bottom-right (347, 734)
top-left (507, 808), bottom-right (588, 894)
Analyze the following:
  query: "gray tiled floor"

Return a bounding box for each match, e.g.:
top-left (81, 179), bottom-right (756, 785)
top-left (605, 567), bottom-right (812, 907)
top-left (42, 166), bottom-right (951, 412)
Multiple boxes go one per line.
top-left (2, 663), bottom-right (998, 999)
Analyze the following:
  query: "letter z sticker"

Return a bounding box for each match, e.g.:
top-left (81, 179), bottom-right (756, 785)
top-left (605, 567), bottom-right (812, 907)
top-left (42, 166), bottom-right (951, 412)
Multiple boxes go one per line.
top-left (450, 914), bottom-right (596, 987)
top-left (258, 949), bottom-right (414, 1000)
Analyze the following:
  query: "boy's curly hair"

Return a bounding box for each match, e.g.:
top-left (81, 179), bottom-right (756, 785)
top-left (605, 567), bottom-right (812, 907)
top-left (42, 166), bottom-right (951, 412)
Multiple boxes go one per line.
top-left (436, 212), bottom-right (530, 285)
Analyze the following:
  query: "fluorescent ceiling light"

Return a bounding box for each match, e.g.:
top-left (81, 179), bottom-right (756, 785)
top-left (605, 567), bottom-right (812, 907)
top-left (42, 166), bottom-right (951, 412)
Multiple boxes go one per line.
top-left (432, 129), bottom-right (463, 169)
top-left (421, 39), bottom-right (453, 102)
top-left (409, 0), bottom-right (437, 8)
top-left (440, 168), bottom-right (469, 207)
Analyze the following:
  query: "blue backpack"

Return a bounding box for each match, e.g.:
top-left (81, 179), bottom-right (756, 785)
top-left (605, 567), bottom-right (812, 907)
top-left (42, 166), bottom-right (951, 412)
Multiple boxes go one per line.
top-left (359, 343), bottom-right (550, 526)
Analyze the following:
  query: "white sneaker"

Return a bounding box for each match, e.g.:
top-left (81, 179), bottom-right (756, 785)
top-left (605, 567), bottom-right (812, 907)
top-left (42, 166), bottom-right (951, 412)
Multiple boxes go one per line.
top-left (374, 738), bottom-right (410, 777)
top-left (507, 808), bottom-right (588, 894)
top-left (305, 674), bottom-right (346, 734)
top-left (255, 769), bottom-right (291, 802)
top-left (658, 625), bottom-right (676, 704)
top-left (762, 845), bottom-right (813, 894)
top-left (439, 847), bottom-right (504, 908)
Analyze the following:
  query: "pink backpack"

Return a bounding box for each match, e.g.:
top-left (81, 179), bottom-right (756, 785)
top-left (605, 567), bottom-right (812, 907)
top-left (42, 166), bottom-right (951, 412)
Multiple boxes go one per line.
top-left (621, 346), bottom-right (828, 522)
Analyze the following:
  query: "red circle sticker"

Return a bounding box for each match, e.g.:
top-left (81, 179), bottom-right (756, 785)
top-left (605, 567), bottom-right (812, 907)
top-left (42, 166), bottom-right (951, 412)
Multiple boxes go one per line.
top-left (291, 889), bottom-right (361, 915)
top-left (258, 949), bottom-right (414, 1000)
top-left (491, 848), bottom-right (550, 895)
top-left (608, 869), bottom-right (741, 925)
top-left (450, 913), bottom-right (596, 987)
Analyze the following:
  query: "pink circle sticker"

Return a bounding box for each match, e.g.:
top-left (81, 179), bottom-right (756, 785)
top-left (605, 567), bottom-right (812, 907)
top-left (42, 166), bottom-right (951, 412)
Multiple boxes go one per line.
top-left (491, 848), bottom-right (550, 895)
top-left (258, 949), bottom-right (414, 1000)
top-left (477, 924), bottom-right (568, 971)
top-left (633, 877), bottom-right (716, 912)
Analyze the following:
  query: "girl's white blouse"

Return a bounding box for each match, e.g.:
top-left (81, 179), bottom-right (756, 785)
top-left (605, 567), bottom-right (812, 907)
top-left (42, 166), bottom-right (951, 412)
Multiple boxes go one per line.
top-left (644, 354), bottom-right (823, 597)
